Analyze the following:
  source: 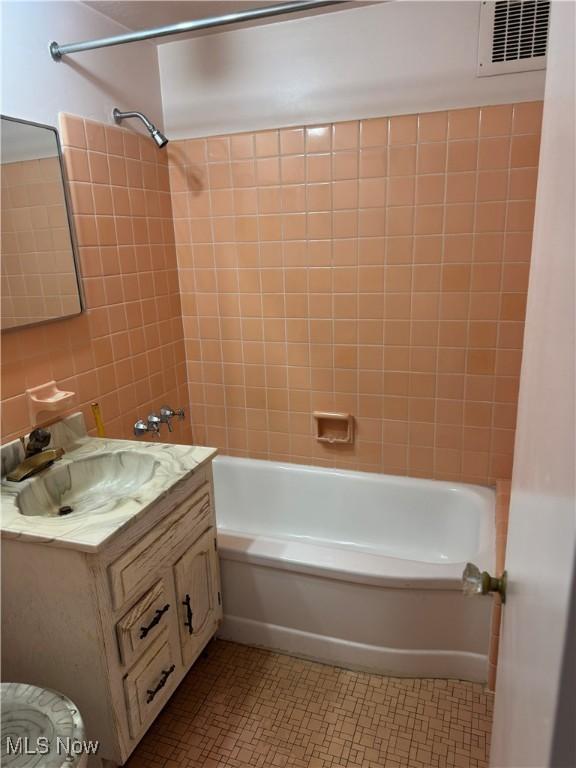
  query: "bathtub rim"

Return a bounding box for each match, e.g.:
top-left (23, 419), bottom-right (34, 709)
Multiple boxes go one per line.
top-left (217, 530), bottom-right (494, 590)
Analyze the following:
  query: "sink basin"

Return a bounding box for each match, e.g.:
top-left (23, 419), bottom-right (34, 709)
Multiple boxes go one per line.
top-left (16, 452), bottom-right (159, 518)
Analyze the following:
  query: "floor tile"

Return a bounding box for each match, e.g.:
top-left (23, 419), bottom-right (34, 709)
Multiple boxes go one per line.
top-left (126, 640), bottom-right (493, 768)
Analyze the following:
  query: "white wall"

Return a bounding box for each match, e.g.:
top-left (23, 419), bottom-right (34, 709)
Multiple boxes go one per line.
top-left (158, 1), bottom-right (546, 139)
top-left (1, 1), bottom-right (163, 131)
top-left (490, 1), bottom-right (575, 766)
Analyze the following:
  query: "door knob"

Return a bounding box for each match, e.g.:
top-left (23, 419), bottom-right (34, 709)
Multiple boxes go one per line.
top-left (462, 562), bottom-right (507, 603)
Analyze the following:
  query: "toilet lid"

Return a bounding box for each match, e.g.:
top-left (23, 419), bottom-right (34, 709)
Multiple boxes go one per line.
top-left (1, 683), bottom-right (85, 768)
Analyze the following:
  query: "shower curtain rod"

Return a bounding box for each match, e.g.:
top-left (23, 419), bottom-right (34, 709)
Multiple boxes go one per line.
top-left (49, 0), bottom-right (345, 60)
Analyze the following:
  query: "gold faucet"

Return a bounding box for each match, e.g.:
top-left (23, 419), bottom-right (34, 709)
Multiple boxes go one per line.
top-left (6, 428), bottom-right (66, 482)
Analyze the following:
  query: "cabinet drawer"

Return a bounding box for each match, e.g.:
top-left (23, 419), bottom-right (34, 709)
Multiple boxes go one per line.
top-left (109, 482), bottom-right (212, 609)
top-left (123, 633), bottom-right (178, 739)
top-left (116, 580), bottom-right (171, 668)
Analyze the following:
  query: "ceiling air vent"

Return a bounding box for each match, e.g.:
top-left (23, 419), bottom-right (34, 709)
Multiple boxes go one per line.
top-left (477, 0), bottom-right (550, 76)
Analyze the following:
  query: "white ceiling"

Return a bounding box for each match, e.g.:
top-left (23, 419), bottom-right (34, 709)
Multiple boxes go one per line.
top-left (82, 1), bottom-right (361, 41)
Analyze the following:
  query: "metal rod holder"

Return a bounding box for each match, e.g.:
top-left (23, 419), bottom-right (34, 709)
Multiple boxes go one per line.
top-left (50, 0), bottom-right (345, 60)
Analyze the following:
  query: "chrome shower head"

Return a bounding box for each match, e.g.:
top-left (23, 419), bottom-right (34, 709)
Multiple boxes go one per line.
top-left (112, 108), bottom-right (168, 149)
top-left (150, 128), bottom-right (169, 149)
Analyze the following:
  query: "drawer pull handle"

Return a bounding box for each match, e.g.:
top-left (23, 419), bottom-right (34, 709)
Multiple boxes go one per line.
top-left (146, 664), bottom-right (175, 703)
top-left (182, 593), bottom-right (193, 634)
top-left (139, 603), bottom-right (170, 640)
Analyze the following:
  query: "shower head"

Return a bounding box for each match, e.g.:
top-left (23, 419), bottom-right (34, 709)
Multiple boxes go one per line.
top-left (150, 129), bottom-right (169, 149)
top-left (112, 108), bottom-right (168, 148)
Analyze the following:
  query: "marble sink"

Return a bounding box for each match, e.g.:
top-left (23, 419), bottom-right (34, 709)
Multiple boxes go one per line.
top-left (16, 451), bottom-right (159, 518)
top-left (0, 413), bottom-right (217, 552)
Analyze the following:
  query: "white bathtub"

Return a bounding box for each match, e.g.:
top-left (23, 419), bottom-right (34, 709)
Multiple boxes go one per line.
top-left (213, 456), bottom-right (495, 682)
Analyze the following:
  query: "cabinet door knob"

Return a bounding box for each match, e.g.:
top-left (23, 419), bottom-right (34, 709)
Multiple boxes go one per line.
top-left (182, 593), bottom-right (194, 634)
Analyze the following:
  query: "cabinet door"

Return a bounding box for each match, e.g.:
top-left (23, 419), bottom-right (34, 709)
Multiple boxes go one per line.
top-left (173, 528), bottom-right (222, 667)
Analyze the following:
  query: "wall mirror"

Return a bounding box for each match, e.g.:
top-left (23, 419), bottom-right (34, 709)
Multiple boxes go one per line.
top-left (1, 115), bottom-right (83, 331)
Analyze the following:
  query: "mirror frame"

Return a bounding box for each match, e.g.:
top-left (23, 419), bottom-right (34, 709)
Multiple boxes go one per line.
top-left (1, 114), bottom-right (84, 333)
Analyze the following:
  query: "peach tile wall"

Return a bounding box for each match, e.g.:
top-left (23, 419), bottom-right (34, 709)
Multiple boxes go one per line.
top-left (0, 115), bottom-right (191, 445)
top-left (1, 157), bottom-right (80, 328)
top-left (169, 102), bottom-right (542, 484)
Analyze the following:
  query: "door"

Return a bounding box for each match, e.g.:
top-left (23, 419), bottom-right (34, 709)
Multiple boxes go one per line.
top-left (490, 4), bottom-right (575, 767)
top-left (173, 528), bottom-right (222, 667)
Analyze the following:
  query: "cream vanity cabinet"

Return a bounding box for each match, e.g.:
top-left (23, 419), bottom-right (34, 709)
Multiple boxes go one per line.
top-left (1, 460), bottom-right (222, 767)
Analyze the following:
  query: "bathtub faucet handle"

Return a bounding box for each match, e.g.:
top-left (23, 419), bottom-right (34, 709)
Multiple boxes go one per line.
top-left (159, 405), bottom-right (185, 432)
top-left (462, 562), bottom-right (507, 603)
top-left (133, 414), bottom-right (161, 438)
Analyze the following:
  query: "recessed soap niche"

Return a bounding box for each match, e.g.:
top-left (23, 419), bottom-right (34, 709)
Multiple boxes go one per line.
top-left (313, 412), bottom-right (354, 445)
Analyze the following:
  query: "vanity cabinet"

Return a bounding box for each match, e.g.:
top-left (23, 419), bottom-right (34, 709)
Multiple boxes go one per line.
top-left (1, 460), bottom-right (221, 767)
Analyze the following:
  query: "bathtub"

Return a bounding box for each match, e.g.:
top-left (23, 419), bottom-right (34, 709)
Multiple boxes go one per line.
top-left (213, 456), bottom-right (495, 682)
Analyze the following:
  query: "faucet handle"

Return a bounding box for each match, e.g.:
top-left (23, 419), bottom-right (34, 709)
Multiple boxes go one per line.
top-left (159, 406), bottom-right (185, 432)
top-left (147, 413), bottom-right (162, 437)
top-left (26, 428), bottom-right (51, 456)
top-left (133, 415), bottom-right (161, 438)
top-left (134, 419), bottom-right (149, 437)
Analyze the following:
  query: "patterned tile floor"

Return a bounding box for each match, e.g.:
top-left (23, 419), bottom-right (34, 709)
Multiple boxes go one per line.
top-left (127, 640), bottom-right (493, 768)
